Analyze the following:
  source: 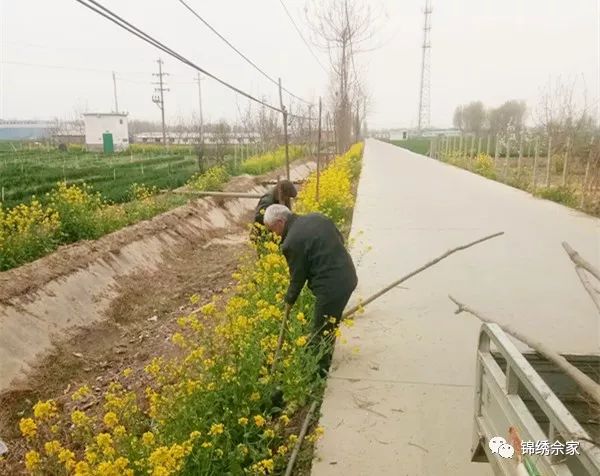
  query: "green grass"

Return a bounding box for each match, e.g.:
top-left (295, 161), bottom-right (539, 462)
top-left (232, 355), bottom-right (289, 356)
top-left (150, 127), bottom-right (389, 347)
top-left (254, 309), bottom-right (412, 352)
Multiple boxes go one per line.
top-left (0, 148), bottom-right (205, 209)
top-left (390, 138), bottom-right (430, 155)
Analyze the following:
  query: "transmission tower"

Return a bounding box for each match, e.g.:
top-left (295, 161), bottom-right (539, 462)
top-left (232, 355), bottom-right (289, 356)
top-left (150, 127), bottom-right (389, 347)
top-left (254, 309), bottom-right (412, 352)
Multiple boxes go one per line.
top-left (417, 0), bottom-right (432, 132)
top-left (152, 59), bottom-right (169, 146)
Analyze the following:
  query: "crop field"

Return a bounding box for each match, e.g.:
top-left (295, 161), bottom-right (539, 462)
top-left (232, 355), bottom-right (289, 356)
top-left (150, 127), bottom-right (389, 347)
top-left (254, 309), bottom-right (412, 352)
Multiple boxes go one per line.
top-left (0, 148), bottom-right (200, 209)
top-left (0, 143), bottom-right (365, 476)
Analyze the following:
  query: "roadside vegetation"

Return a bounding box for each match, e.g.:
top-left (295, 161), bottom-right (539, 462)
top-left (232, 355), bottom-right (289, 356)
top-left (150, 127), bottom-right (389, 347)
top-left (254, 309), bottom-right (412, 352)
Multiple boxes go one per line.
top-left (9, 142), bottom-right (364, 476)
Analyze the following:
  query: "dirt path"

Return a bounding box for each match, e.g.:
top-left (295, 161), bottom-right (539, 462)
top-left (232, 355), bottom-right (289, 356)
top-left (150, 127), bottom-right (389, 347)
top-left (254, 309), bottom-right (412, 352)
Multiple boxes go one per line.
top-left (0, 228), bottom-right (250, 471)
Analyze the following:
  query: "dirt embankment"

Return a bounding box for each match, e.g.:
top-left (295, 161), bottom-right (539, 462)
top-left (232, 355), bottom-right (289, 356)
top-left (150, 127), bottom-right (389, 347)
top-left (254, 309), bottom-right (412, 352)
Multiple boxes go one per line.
top-left (0, 161), bottom-right (315, 397)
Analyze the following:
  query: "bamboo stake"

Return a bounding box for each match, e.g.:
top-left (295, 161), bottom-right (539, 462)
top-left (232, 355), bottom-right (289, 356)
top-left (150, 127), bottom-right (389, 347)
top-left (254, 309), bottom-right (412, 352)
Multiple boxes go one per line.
top-left (449, 296), bottom-right (600, 407)
top-left (486, 135), bottom-right (491, 156)
top-left (271, 306), bottom-right (291, 373)
top-left (580, 138), bottom-right (594, 209)
top-left (342, 232), bottom-right (505, 318)
top-left (562, 136), bottom-right (571, 187)
top-left (531, 137), bottom-right (540, 191)
top-left (284, 401), bottom-right (318, 476)
top-left (545, 136), bottom-right (552, 187)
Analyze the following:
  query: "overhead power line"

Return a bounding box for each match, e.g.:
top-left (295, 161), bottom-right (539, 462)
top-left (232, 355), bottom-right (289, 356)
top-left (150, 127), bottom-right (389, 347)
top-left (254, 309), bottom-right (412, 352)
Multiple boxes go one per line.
top-left (278, 0), bottom-right (328, 74)
top-left (74, 0), bottom-right (284, 114)
top-left (177, 0), bottom-right (312, 106)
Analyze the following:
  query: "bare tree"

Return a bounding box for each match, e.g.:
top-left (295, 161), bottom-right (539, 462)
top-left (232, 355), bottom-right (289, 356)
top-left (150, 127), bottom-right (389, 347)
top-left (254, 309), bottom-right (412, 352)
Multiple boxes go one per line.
top-left (306, 0), bottom-right (377, 153)
top-left (212, 120), bottom-right (232, 162)
top-left (488, 100), bottom-right (527, 137)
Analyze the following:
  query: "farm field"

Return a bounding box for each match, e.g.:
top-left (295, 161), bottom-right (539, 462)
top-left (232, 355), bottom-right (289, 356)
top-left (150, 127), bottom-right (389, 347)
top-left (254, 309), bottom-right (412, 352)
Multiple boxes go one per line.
top-left (0, 144), bottom-right (364, 476)
top-left (0, 147), bottom-right (200, 209)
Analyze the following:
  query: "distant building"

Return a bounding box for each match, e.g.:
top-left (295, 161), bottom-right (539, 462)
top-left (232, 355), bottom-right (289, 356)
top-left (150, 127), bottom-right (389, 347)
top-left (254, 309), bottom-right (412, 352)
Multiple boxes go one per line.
top-left (83, 113), bottom-right (129, 152)
top-left (387, 128), bottom-right (461, 141)
top-left (133, 131), bottom-right (260, 146)
top-left (0, 120), bottom-right (53, 140)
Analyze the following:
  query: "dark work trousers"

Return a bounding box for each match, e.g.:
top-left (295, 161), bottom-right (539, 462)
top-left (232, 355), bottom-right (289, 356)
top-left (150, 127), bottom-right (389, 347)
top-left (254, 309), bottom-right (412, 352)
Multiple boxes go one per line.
top-left (310, 286), bottom-right (355, 376)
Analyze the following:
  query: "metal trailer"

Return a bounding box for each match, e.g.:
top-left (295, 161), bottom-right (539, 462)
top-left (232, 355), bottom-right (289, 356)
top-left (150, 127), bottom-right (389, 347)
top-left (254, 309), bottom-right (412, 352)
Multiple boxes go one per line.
top-left (471, 323), bottom-right (600, 475)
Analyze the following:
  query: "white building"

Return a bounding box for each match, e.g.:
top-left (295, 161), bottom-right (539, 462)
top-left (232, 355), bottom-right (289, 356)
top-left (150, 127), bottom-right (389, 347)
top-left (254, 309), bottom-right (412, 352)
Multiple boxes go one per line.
top-left (83, 113), bottom-right (129, 152)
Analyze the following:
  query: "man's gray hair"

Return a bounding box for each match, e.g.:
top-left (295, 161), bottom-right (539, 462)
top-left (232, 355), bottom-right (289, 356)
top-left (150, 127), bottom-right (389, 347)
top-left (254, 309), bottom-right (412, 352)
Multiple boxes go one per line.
top-left (264, 204), bottom-right (291, 226)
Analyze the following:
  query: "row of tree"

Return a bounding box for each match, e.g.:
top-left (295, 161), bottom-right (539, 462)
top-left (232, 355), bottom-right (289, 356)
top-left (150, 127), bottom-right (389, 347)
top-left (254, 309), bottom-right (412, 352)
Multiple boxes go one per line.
top-left (453, 100), bottom-right (527, 136)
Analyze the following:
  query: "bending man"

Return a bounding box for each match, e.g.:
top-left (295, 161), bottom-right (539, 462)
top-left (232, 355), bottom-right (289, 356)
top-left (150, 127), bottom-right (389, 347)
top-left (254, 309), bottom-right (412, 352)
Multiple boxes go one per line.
top-left (263, 204), bottom-right (357, 375)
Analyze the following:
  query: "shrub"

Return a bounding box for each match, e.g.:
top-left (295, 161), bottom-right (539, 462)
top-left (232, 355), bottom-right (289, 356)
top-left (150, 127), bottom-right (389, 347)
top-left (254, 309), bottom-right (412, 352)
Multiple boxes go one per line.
top-left (240, 146), bottom-right (304, 175)
top-left (296, 142), bottom-right (364, 229)
top-left (48, 182), bottom-right (105, 242)
top-left (473, 154), bottom-right (496, 179)
top-left (187, 166), bottom-right (230, 191)
top-left (536, 186), bottom-right (577, 207)
top-left (0, 200), bottom-right (60, 270)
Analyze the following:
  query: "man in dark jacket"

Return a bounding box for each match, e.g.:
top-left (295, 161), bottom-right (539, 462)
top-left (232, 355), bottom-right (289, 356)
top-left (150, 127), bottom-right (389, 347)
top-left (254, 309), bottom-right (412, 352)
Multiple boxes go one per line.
top-left (254, 180), bottom-right (297, 226)
top-left (264, 204), bottom-right (358, 375)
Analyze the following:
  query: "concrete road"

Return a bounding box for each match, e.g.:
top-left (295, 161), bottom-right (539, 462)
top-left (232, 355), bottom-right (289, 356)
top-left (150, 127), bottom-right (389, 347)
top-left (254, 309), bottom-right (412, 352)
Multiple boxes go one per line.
top-left (311, 139), bottom-right (600, 476)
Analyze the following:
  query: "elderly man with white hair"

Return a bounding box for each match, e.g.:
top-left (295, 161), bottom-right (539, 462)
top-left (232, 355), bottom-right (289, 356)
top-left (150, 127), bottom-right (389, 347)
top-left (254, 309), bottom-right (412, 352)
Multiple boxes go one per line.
top-left (263, 204), bottom-right (357, 375)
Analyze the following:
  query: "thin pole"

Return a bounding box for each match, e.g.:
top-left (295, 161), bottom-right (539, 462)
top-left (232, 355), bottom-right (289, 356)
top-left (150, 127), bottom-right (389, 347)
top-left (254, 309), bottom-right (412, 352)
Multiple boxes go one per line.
top-left (503, 137), bottom-right (510, 179)
top-left (494, 133), bottom-right (499, 166)
top-left (196, 72), bottom-right (204, 143)
top-left (562, 136), bottom-right (571, 187)
top-left (112, 71), bottom-right (119, 113)
top-left (316, 97), bottom-right (322, 202)
top-left (486, 135), bottom-right (491, 156)
top-left (517, 134), bottom-right (523, 175)
top-left (284, 401), bottom-right (318, 476)
top-left (477, 136), bottom-right (482, 156)
top-left (308, 104), bottom-right (313, 159)
top-left (580, 137), bottom-right (594, 208)
top-left (278, 78), bottom-right (290, 180)
top-left (159, 60), bottom-right (166, 146)
top-left (531, 136), bottom-right (540, 191)
top-left (545, 135), bottom-right (553, 187)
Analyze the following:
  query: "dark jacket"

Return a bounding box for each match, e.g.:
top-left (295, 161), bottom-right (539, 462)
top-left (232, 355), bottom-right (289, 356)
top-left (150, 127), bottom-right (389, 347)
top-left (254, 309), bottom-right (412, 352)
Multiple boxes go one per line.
top-left (254, 192), bottom-right (276, 225)
top-left (281, 213), bottom-right (357, 305)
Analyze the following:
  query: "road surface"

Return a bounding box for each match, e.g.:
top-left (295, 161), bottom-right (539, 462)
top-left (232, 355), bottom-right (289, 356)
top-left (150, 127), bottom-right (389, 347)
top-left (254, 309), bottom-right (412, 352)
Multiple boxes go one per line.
top-left (311, 139), bottom-right (600, 475)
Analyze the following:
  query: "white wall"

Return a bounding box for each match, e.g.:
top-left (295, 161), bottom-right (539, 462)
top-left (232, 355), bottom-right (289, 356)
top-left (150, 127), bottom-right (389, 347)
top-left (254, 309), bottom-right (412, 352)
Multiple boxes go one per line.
top-left (84, 114), bottom-right (129, 151)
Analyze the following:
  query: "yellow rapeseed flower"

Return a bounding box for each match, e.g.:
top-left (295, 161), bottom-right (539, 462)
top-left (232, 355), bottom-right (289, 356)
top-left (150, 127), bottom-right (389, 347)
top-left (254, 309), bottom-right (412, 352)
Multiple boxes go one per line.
top-left (209, 423), bottom-right (224, 436)
top-left (33, 399), bottom-right (57, 421)
top-left (253, 415), bottom-right (266, 427)
top-left (238, 417), bottom-right (248, 426)
top-left (19, 417), bottom-right (37, 439)
top-left (24, 450), bottom-right (41, 471)
top-left (142, 431), bottom-right (156, 447)
top-left (103, 411), bottom-right (119, 428)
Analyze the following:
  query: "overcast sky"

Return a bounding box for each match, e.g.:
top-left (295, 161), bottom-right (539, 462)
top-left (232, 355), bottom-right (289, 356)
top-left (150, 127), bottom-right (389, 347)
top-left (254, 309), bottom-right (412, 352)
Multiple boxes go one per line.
top-left (0, 0), bottom-right (598, 129)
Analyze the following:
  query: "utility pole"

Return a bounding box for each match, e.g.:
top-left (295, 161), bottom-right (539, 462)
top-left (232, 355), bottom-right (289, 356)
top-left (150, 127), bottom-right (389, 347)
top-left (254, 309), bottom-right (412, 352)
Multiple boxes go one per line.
top-left (195, 72), bottom-right (204, 143)
top-left (316, 97), bottom-right (322, 202)
top-left (417, 0), bottom-right (433, 133)
top-left (278, 78), bottom-right (290, 180)
top-left (152, 59), bottom-right (169, 147)
top-left (112, 72), bottom-right (119, 113)
top-left (308, 104), bottom-right (313, 158)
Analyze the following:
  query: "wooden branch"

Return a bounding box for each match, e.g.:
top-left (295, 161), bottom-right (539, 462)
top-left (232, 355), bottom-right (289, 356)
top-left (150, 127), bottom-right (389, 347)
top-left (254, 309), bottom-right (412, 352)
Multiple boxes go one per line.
top-left (449, 295), bottom-right (600, 407)
top-left (563, 242), bottom-right (600, 281)
top-left (343, 232), bottom-right (505, 318)
top-left (575, 267), bottom-right (600, 315)
top-left (271, 306), bottom-right (291, 373)
top-left (562, 242), bottom-right (600, 315)
top-left (171, 190), bottom-right (263, 199)
top-left (284, 401), bottom-right (318, 476)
